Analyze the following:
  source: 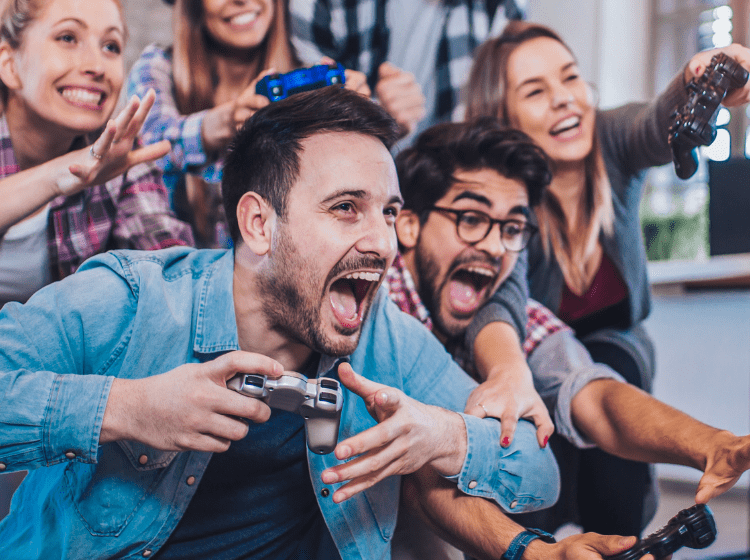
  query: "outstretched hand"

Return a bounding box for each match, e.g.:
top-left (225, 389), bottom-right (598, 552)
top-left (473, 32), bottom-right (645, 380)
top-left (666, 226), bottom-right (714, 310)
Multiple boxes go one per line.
top-left (321, 362), bottom-right (466, 503)
top-left (696, 431), bottom-right (750, 503)
top-left (61, 89), bottom-right (170, 195)
top-left (686, 43), bottom-right (750, 106)
top-left (536, 534), bottom-right (659, 560)
top-left (464, 362), bottom-right (554, 449)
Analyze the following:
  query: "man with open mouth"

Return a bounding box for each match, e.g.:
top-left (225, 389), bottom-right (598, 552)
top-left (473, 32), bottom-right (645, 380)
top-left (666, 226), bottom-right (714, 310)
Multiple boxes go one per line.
top-left (0, 88), bottom-right (559, 560)
top-left (386, 118), bottom-right (750, 559)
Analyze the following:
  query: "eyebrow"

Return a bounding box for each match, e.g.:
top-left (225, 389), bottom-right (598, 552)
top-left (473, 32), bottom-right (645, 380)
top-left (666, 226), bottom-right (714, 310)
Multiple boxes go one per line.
top-left (54, 18), bottom-right (123, 35)
top-left (516, 61), bottom-right (577, 91)
top-left (451, 191), bottom-right (492, 207)
top-left (509, 205), bottom-right (530, 219)
top-left (319, 189), bottom-right (404, 207)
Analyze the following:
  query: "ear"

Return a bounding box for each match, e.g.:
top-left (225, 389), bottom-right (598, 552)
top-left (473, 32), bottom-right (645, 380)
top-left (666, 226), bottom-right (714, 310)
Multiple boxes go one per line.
top-left (236, 192), bottom-right (276, 256)
top-left (0, 41), bottom-right (21, 91)
top-left (395, 209), bottom-right (421, 250)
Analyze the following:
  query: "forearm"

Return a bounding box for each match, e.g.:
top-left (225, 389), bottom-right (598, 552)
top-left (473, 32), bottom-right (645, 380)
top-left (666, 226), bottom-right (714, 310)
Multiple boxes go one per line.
top-left (473, 320), bottom-right (528, 382)
top-left (573, 378), bottom-right (732, 468)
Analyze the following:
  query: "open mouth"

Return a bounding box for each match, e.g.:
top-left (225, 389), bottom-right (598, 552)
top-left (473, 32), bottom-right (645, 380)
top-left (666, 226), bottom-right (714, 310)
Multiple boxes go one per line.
top-left (60, 87), bottom-right (106, 110)
top-left (447, 265), bottom-right (498, 315)
top-left (550, 115), bottom-right (581, 137)
top-left (329, 271), bottom-right (381, 330)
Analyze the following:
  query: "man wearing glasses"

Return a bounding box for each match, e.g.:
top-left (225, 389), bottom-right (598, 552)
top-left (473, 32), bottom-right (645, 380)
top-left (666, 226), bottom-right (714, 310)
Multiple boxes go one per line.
top-left (386, 119), bottom-right (750, 559)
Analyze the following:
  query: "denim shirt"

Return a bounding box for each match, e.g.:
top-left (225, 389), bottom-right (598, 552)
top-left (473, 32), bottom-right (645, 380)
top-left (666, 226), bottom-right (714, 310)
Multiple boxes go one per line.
top-left (0, 247), bottom-right (559, 560)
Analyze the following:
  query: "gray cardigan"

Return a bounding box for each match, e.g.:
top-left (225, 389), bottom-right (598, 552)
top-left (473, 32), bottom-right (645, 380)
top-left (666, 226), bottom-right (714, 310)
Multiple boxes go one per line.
top-left (469, 75), bottom-right (688, 388)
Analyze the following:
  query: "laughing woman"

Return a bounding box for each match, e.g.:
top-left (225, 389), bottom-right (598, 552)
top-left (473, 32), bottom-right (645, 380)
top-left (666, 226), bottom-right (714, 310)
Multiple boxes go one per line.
top-left (464, 20), bottom-right (750, 536)
top-left (0, 0), bottom-right (192, 305)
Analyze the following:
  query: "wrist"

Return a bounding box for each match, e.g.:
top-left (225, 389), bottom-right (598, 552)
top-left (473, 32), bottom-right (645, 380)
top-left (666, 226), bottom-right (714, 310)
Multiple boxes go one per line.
top-left (502, 528), bottom-right (556, 560)
top-left (201, 103), bottom-right (234, 153)
top-left (431, 409), bottom-right (467, 477)
top-left (521, 538), bottom-right (557, 560)
top-left (100, 378), bottom-right (137, 444)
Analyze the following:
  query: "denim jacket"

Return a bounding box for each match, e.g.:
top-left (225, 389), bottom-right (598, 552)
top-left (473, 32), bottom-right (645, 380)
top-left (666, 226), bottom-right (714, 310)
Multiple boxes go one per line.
top-left (0, 247), bottom-right (559, 559)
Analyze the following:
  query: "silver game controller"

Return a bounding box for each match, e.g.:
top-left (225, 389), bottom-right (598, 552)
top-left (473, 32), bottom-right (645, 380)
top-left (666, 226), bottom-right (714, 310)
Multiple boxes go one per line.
top-left (227, 371), bottom-right (343, 455)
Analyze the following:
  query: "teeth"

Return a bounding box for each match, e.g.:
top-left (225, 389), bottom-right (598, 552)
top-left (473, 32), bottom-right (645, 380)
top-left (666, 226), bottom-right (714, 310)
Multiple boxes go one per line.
top-left (551, 116), bottom-right (580, 134)
top-left (61, 88), bottom-right (103, 106)
top-left (344, 271), bottom-right (381, 282)
top-left (465, 266), bottom-right (494, 278)
top-left (231, 11), bottom-right (258, 25)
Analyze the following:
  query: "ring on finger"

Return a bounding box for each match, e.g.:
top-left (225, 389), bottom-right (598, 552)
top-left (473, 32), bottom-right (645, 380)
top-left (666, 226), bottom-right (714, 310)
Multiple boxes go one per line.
top-left (90, 146), bottom-right (103, 160)
top-left (477, 402), bottom-right (489, 416)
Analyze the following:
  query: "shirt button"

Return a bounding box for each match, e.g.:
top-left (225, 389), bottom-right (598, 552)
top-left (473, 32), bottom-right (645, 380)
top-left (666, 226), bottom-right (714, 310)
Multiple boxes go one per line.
top-left (0, 463), bottom-right (6, 472)
top-left (468, 480), bottom-right (477, 489)
top-left (321, 488), bottom-right (330, 498)
top-left (510, 500), bottom-right (518, 509)
top-left (139, 455), bottom-right (148, 465)
top-left (65, 451), bottom-right (76, 459)
top-left (186, 476), bottom-right (196, 486)
top-left (142, 550), bottom-right (152, 557)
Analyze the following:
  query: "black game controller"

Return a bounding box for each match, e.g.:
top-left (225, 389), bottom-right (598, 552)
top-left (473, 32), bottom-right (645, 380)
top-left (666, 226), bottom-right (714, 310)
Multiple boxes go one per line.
top-left (227, 371), bottom-right (343, 454)
top-left (669, 53), bottom-right (749, 180)
top-left (255, 63), bottom-right (346, 102)
top-left (604, 503), bottom-right (717, 560)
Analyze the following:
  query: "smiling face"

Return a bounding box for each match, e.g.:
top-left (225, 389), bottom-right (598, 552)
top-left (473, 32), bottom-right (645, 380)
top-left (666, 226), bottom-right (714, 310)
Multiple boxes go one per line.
top-left (257, 131), bottom-right (402, 356)
top-left (504, 36), bottom-right (595, 167)
top-left (1, 0), bottom-right (124, 135)
top-left (201, 0), bottom-right (274, 51)
top-left (406, 168), bottom-right (528, 340)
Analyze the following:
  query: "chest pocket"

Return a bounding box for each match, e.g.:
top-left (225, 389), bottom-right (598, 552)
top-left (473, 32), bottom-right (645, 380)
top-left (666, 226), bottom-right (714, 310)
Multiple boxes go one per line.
top-left (63, 440), bottom-right (177, 536)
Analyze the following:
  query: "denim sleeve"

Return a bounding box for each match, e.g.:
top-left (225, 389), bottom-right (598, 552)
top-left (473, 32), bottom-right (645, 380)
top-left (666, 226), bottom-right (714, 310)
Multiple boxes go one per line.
top-left (528, 329), bottom-right (626, 448)
top-left (125, 44), bottom-right (212, 176)
top-left (464, 250), bottom-right (529, 362)
top-left (402, 321), bottom-right (559, 513)
top-left (0, 262), bottom-right (136, 471)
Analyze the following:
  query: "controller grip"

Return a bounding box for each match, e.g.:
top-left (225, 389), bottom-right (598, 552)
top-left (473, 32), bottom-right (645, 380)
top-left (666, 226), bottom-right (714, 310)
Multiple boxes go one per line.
top-left (671, 140), bottom-right (699, 180)
top-left (305, 415), bottom-right (341, 455)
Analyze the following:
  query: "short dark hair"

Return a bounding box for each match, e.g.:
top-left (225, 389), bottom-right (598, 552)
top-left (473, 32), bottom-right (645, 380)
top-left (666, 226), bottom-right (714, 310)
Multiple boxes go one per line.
top-left (222, 87), bottom-right (400, 243)
top-left (395, 118), bottom-right (552, 219)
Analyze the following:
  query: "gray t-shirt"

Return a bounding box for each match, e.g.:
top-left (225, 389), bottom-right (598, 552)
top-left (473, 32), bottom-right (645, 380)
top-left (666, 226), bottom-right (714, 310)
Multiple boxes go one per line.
top-left (0, 206), bottom-right (50, 307)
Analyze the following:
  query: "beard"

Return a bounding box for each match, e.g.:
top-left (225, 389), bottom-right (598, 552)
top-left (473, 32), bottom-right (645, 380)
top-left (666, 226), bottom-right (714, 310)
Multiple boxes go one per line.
top-left (256, 225), bottom-right (386, 357)
top-left (414, 239), bottom-right (502, 341)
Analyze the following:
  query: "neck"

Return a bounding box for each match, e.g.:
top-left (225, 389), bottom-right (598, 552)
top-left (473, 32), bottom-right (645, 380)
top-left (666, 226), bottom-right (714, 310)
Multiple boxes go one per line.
top-left (4, 97), bottom-right (79, 170)
top-left (548, 161), bottom-right (587, 229)
top-left (208, 37), bottom-right (264, 103)
top-left (232, 244), bottom-right (313, 372)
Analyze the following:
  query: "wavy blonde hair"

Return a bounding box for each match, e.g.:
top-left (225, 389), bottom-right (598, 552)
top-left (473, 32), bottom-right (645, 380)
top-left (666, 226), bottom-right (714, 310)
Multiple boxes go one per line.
top-left (171, 0), bottom-right (296, 114)
top-left (465, 20), bottom-right (613, 294)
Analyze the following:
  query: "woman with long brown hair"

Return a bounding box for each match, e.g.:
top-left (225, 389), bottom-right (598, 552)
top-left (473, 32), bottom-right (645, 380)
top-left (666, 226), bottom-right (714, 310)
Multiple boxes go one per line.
top-left (127, 0), bottom-right (368, 247)
top-left (464, 20), bottom-right (750, 536)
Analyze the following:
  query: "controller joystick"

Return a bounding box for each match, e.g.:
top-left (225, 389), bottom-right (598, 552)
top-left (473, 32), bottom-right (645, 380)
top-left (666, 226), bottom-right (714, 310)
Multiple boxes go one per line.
top-left (604, 504), bottom-right (717, 560)
top-left (227, 371), bottom-right (343, 455)
top-left (255, 63), bottom-right (346, 102)
top-left (669, 52), bottom-right (748, 180)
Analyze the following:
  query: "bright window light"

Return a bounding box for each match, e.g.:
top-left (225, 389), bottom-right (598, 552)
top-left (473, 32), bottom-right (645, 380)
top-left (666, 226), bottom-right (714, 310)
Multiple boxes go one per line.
top-left (703, 128), bottom-right (731, 161)
top-left (716, 107), bottom-right (731, 126)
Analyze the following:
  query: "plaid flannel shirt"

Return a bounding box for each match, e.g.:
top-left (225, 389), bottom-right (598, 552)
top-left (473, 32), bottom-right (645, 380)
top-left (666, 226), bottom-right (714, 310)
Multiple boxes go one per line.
top-left (0, 115), bottom-right (194, 281)
top-left (126, 44), bottom-right (224, 191)
top-left (290, 0), bottom-right (524, 123)
top-left (386, 253), bottom-right (568, 372)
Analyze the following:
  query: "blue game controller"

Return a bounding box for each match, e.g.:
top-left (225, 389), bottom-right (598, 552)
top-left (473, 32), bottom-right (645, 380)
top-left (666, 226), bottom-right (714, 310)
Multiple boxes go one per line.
top-left (255, 63), bottom-right (346, 102)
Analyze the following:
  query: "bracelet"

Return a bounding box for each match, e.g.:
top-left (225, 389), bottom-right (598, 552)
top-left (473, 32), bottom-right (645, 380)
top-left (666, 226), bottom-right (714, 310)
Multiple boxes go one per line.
top-left (501, 528), bottom-right (556, 560)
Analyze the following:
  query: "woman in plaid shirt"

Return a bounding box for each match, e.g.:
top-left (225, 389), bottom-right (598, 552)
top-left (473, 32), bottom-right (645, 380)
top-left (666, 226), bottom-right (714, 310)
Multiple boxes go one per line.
top-left (0, 0), bottom-right (193, 305)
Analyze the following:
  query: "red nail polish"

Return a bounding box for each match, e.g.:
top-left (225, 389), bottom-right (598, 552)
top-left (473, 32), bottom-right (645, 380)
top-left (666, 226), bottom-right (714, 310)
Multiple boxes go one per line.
top-left (543, 435), bottom-right (549, 448)
top-left (502, 436), bottom-right (510, 446)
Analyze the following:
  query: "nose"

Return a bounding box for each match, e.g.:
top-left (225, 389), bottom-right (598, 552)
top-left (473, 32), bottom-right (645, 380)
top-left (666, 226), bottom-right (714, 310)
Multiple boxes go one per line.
top-left (472, 222), bottom-right (506, 259)
top-left (355, 214), bottom-right (397, 260)
top-left (550, 81), bottom-right (574, 108)
top-left (81, 43), bottom-right (105, 79)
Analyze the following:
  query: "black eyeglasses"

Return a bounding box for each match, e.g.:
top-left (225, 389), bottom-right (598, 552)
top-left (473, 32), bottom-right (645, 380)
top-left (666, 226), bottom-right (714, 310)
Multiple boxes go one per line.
top-left (427, 206), bottom-right (537, 252)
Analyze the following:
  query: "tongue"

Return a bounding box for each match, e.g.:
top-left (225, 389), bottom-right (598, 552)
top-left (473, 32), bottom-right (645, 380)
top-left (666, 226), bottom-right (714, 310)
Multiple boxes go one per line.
top-left (330, 280), bottom-right (359, 328)
top-left (449, 277), bottom-right (480, 314)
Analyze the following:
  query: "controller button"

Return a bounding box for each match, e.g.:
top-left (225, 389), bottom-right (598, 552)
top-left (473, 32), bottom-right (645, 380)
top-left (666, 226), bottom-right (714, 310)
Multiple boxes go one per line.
top-left (321, 488), bottom-right (330, 498)
top-left (142, 549), bottom-right (152, 557)
top-left (138, 454), bottom-right (148, 465)
top-left (321, 379), bottom-right (338, 390)
top-left (0, 463), bottom-right (5, 471)
top-left (186, 476), bottom-right (196, 486)
top-left (320, 393), bottom-right (337, 404)
top-left (468, 480), bottom-right (477, 489)
top-left (510, 499), bottom-right (518, 509)
top-left (65, 451), bottom-right (76, 459)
